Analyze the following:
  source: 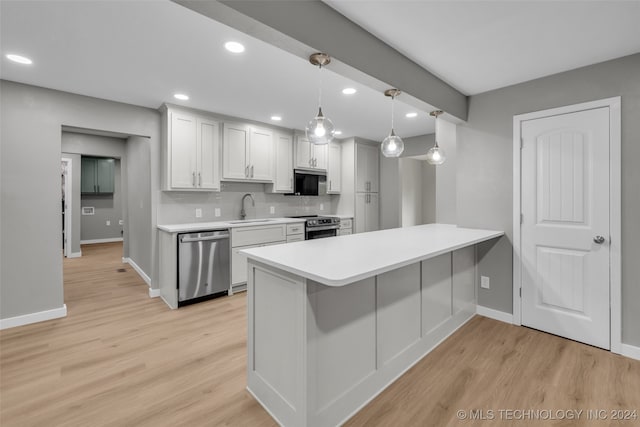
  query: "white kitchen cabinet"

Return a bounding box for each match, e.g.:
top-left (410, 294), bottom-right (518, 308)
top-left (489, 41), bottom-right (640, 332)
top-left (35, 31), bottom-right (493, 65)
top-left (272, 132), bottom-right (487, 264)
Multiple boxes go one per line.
top-left (355, 143), bottom-right (379, 193)
top-left (163, 108), bottom-right (220, 191)
top-left (295, 134), bottom-right (327, 171)
top-left (338, 218), bottom-right (352, 235)
top-left (222, 122), bottom-right (273, 182)
top-left (355, 193), bottom-right (379, 233)
top-left (268, 132), bottom-right (294, 193)
top-left (327, 141), bottom-right (341, 194)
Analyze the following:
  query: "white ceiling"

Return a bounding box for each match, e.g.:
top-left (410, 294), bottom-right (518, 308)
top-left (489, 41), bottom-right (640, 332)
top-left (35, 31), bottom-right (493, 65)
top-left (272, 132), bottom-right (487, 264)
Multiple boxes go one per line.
top-left (0, 0), bottom-right (434, 141)
top-left (326, 0), bottom-right (640, 95)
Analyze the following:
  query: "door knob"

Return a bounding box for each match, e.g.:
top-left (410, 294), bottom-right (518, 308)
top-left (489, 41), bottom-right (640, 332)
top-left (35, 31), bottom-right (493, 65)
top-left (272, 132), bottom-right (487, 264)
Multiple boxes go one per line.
top-left (593, 236), bottom-right (605, 244)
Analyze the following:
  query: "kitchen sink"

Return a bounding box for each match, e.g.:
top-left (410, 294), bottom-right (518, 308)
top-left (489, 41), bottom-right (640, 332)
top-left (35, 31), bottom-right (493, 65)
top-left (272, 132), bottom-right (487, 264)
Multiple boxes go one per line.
top-left (228, 219), bottom-right (277, 224)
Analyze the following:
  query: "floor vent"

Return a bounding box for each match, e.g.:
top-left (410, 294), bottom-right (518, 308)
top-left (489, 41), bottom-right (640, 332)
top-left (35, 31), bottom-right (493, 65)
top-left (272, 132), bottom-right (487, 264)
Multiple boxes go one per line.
top-left (117, 268), bottom-right (126, 273)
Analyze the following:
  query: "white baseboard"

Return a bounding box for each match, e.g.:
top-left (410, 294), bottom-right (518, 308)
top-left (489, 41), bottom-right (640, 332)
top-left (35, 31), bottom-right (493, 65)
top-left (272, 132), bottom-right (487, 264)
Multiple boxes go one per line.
top-left (67, 251), bottom-right (82, 258)
top-left (0, 304), bottom-right (67, 330)
top-left (620, 343), bottom-right (640, 361)
top-left (122, 257), bottom-right (151, 286)
top-left (476, 305), bottom-right (514, 324)
top-left (149, 288), bottom-right (161, 298)
top-left (81, 237), bottom-right (123, 245)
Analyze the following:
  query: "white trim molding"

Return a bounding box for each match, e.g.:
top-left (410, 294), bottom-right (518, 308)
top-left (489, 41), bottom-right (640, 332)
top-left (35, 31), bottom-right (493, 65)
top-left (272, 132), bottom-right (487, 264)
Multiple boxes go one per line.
top-left (123, 257), bottom-right (151, 286)
top-left (80, 237), bottom-right (124, 245)
top-left (620, 344), bottom-right (640, 362)
top-left (68, 251), bottom-right (82, 258)
top-left (0, 304), bottom-right (67, 330)
top-left (476, 305), bottom-right (514, 324)
top-left (149, 288), bottom-right (161, 298)
top-left (513, 96), bottom-right (622, 354)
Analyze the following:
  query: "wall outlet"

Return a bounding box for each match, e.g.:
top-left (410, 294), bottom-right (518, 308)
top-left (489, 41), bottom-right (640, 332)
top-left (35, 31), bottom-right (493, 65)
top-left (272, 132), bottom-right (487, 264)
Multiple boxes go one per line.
top-left (195, 208), bottom-right (202, 218)
top-left (119, 219), bottom-right (124, 225)
top-left (214, 208), bottom-right (221, 217)
top-left (270, 206), bottom-right (275, 214)
top-left (106, 220), bottom-right (111, 226)
top-left (481, 276), bottom-right (490, 289)
top-left (320, 203), bottom-right (324, 211)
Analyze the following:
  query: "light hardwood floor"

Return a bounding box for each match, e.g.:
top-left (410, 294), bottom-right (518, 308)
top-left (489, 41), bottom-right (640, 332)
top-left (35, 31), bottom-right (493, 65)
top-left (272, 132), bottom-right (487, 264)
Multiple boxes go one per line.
top-left (1, 243), bottom-right (639, 426)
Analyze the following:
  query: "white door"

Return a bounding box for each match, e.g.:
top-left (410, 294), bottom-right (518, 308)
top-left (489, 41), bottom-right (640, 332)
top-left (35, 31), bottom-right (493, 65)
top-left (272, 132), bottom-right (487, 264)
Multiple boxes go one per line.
top-left (198, 118), bottom-right (220, 190)
top-left (295, 135), bottom-right (312, 169)
top-left (170, 112), bottom-right (197, 188)
top-left (327, 142), bottom-right (341, 193)
top-left (367, 193), bottom-right (379, 232)
top-left (249, 127), bottom-right (273, 181)
top-left (273, 133), bottom-right (293, 192)
top-left (223, 123), bottom-right (249, 180)
top-left (521, 107), bottom-right (610, 349)
top-left (312, 143), bottom-right (327, 170)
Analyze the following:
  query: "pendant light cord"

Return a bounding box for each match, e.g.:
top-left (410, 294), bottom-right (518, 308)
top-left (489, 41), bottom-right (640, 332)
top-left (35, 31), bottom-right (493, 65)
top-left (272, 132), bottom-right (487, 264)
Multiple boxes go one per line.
top-left (390, 94), bottom-right (395, 131)
top-left (317, 64), bottom-right (323, 109)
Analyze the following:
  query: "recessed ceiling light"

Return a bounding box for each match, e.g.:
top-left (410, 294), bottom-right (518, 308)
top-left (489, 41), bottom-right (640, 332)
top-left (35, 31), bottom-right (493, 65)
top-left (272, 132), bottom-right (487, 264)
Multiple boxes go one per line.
top-left (225, 41), bottom-right (245, 53)
top-left (334, 130), bottom-right (343, 135)
top-left (342, 88), bottom-right (356, 95)
top-left (271, 115), bottom-right (282, 121)
top-left (405, 112), bottom-right (418, 118)
top-left (174, 93), bottom-right (189, 101)
top-left (6, 54), bottom-right (32, 65)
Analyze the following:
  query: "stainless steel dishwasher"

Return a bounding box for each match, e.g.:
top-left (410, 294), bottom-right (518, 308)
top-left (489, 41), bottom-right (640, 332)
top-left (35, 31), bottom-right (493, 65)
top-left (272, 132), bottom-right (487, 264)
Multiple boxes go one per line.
top-left (178, 230), bottom-right (230, 306)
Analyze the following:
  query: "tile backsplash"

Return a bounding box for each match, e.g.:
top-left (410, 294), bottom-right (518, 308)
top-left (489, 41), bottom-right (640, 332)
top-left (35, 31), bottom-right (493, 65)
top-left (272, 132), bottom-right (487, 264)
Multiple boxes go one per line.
top-left (157, 181), bottom-right (335, 224)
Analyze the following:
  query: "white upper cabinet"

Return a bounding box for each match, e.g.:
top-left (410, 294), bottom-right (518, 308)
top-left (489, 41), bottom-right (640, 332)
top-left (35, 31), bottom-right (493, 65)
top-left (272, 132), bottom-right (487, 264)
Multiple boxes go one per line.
top-left (355, 143), bottom-right (379, 193)
top-left (164, 107), bottom-right (220, 191)
top-left (222, 123), bottom-right (273, 182)
top-left (268, 132), bottom-right (294, 193)
top-left (295, 134), bottom-right (328, 171)
top-left (327, 141), bottom-right (341, 194)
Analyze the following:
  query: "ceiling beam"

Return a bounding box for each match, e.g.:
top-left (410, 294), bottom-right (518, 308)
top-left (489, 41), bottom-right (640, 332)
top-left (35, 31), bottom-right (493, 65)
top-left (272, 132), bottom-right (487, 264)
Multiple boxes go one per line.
top-left (173, 0), bottom-right (468, 122)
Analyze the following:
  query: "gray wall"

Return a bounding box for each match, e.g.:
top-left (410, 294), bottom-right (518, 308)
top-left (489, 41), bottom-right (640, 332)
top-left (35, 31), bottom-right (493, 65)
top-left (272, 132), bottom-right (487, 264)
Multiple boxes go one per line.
top-left (458, 53), bottom-right (640, 346)
top-left (81, 160), bottom-right (123, 241)
top-left (60, 152), bottom-right (81, 254)
top-left (0, 80), bottom-right (159, 320)
top-left (434, 119), bottom-right (457, 225)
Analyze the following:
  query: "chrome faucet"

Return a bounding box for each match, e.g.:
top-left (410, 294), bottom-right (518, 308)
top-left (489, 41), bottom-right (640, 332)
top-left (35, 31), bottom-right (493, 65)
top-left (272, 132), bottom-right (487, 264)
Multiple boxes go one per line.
top-left (240, 193), bottom-right (255, 220)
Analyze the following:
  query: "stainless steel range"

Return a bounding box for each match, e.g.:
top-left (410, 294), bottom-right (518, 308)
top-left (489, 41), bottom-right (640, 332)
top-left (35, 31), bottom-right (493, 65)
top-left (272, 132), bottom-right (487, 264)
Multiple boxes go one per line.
top-left (288, 215), bottom-right (341, 240)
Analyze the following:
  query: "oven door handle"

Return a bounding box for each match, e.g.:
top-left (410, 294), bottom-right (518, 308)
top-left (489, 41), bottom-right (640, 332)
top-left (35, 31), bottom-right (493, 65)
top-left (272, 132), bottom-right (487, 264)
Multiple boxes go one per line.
top-left (307, 225), bottom-right (340, 232)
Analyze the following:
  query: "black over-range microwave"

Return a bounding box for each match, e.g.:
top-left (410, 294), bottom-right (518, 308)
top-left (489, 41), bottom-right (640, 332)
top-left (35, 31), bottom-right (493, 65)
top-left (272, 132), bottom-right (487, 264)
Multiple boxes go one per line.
top-left (287, 170), bottom-right (327, 196)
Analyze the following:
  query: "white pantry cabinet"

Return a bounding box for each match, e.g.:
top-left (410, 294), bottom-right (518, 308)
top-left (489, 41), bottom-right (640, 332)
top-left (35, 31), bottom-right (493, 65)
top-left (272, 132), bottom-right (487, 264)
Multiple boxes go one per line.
top-left (356, 143), bottom-right (379, 193)
top-left (295, 134), bottom-right (327, 171)
top-left (355, 192), bottom-right (379, 233)
top-left (327, 141), bottom-right (341, 194)
top-left (267, 132), bottom-right (294, 193)
top-left (223, 123), bottom-right (273, 182)
top-left (163, 107), bottom-right (221, 191)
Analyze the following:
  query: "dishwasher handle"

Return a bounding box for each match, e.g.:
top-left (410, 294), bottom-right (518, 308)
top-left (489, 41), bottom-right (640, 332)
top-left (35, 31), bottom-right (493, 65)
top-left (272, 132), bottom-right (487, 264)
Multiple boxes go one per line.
top-left (180, 233), bottom-right (229, 243)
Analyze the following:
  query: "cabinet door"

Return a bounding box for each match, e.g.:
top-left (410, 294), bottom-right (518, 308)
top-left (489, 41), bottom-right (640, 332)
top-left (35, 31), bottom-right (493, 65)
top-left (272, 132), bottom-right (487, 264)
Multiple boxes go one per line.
top-left (356, 143), bottom-right (379, 192)
top-left (81, 157), bottom-right (97, 193)
top-left (248, 127), bottom-right (273, 181)
top-left (198, 118), bottom-right (220, 190)
top-left (355, 193), bottom-right (367, 234)
top-left (327, 142), bottom-right (341, 193)
top-left (366, 193), bottom-right (380, 232)
top-left (232, 243), bottom-right (261, 285)
top-left (312, 143), bottom-right (328, 170)
top-left (96, 158), bottom-right (115, 193)
top-left (223, 123), bottom-right (249, 180)
top-left (171, 113), bottom-right (198, 188)
top-left (295, 135), bottom-right (312, 169)
top-left (273, 132), bottom-right (293, 192)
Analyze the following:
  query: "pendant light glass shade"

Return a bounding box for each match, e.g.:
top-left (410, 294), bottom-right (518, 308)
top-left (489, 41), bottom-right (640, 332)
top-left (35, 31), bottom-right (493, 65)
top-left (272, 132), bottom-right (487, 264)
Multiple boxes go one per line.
top-left (306, 53), bottom-right (335, 145)
top-left (306, 107), bottom-right (335, 145)
top-left (381, 89), bottom-right (404, 157)
top-left (426, 110), bottom-right (446, 165)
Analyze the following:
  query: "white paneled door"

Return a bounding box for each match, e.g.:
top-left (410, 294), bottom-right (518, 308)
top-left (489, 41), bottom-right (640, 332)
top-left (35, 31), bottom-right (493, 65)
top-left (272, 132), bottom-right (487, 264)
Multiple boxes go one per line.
top-left (521, 107), bottom-right (610, 349)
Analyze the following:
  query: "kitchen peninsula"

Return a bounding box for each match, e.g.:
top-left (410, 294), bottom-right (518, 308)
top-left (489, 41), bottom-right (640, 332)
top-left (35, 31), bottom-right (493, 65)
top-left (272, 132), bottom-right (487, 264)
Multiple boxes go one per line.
top-left (241, 224), bottom-right (504, 427)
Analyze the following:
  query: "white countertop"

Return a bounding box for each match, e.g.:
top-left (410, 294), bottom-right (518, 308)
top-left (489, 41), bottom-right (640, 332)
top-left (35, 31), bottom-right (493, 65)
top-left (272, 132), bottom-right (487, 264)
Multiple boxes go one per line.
top-left (157, 217), bottom-right (305, 233)
top-left (329, 214), bottom-right (353, 220)
top-left (241, 224), bottom-right (504, 287)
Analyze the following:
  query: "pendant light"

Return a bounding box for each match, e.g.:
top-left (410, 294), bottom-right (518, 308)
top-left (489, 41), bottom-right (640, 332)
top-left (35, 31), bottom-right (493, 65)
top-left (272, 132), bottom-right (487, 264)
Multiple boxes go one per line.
top-left (381, 89), bottom-right (405, 157)
top-left (426, 110), bottom-right (446, 165)
top-left (305, 53), bottom-right (335, 145)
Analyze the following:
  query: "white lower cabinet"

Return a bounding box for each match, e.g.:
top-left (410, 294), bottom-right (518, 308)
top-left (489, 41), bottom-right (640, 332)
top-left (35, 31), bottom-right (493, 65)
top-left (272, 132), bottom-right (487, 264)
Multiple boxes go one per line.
top-left (355, 193), bottom-right (379, 233)
top-left (338, 218), bottom-right (352, 235)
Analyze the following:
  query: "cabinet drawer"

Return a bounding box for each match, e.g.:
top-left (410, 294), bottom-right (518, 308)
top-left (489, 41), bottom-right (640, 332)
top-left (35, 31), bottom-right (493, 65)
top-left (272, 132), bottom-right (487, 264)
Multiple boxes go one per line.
top-left (339, 219), bottom-right (352, 229)
top-left (286, 234), bottom-right (305, 243)
top-left (286, 223), bottom-right (305, 235)
top-left (231, 224), bottom-right (286, 247)
top-left (338, 229), bottom-right (352, 236)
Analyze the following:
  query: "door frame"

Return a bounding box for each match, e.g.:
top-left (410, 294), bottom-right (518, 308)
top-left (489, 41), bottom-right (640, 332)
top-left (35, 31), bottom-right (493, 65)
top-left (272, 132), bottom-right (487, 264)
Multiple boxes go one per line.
top-left (512, 97), bottom-right (621, 353)
top-left (61, 157), bottom-right (73, 258)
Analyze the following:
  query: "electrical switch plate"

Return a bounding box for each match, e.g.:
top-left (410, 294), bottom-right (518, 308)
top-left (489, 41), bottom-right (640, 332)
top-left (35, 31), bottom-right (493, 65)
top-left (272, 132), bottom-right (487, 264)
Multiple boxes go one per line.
top-left (214, 208), bottom-right (221, 217)
top-left (195, 208), bottom-right (202, 218)
top-left (320, 203), bottom-right (324, 211)
top-left (270, 206), bottom-right (275, 214)
top-left (106, 220), bottom-right (111, 226)
top-left (119, 219), bottom-right (124, 225)
top-left (481, 276), bottom-right (490, 289)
